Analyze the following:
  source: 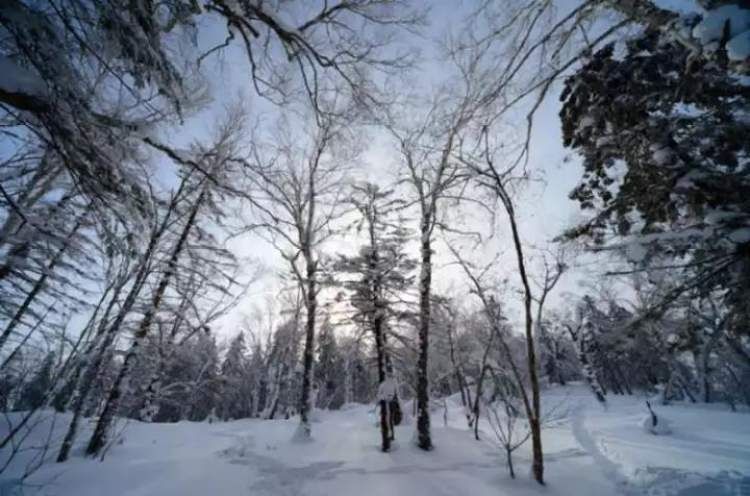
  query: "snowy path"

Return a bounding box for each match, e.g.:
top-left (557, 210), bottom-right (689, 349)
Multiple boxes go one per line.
top-left (215, 405), bottom-right (620, 496)
top-left (563, 390), bottom-right (750, 496)
top-left (3, 403), bottom-right (617, 496)
top-left (3, 385), bottom-right (749, 495)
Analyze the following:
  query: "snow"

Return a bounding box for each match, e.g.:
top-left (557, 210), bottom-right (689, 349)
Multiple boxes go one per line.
top-left (565, 388), bottom-right (750, 494)
top-left (727, 31), bottom-right (750, 61)
top-left (692, 6), bottom-right (750, 45)
top-left (625, 242), bottom-right (648, 263)
top-left (2, 385), bottom-right (749, 495)
top-left (650, 144), bottom-right (672, 166)
top-left (577, 115), bottom-right (595, 131)
top-left (691, 5), bottom-right (750, 62)
top-left (641, 414), bottom-right (673, 435)
top-left (224, 0), bottom-right (302, 37)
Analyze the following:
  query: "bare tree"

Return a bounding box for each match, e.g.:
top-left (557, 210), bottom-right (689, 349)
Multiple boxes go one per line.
top-left (447, 218), bottom-right (544, 484)
top-left (485, 383), bottom-right (531, 479)
top-left (390, 71), bottom-right (487, 447)
top-left (531, 248), bottom-right (568, 383)
top-left (247, 114), bottom-right (353, 439)
top-left (436, 299), bottom-right (473, 428)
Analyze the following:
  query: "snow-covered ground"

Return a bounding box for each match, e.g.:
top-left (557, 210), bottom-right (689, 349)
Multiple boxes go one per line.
top-left (1, 384), bottom-right (749, 495)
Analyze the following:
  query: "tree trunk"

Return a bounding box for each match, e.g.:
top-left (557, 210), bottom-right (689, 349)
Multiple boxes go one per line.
top-left (446, 319), bottom-right (471, 427)
top-left (56, 253), bottom-right (155, 462)
top-left (343, 354), bottom-right (353, 405)
top-left (85, 187), bottom-right (204, 457)
top-left (139, 295), bottom-right (189, 421)
top-left (297, 248), bottom-right (317, 438)
top-left (57, 173), bottom-right (191, 461)
top-left (607, 368), bottom-right (623, 395)
top-left (264, 364), bottom-right (283, 419)
top-left (506, 201), bottom-right (544, 484)
top-left (573, 332), bottom-right (606, 404)
top-left (702, 362), bottom-right (712, 403)
top-left (379, 399), bottom-right (391, 451)
top-left (472, 332), bottom-right (496, 441)
top-left (374, 312), bottom-right (393, 449)
top-left (506, 446), bottom-right (516, 479)
top-left (614, 364), bottom-right (632, 395)
top-left (415, 216), bottom-right (433, 450)
top-left (57, 278), bottom-right (140, 462)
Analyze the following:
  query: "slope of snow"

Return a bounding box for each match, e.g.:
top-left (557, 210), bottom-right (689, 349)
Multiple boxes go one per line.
top-left (1, 384), bottom-right (748, 495)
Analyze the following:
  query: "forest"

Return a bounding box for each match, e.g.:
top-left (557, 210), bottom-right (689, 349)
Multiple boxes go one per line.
top-left (0, 1), bottom-right (749, 495)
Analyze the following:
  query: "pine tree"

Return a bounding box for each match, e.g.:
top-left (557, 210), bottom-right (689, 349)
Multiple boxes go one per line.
top-left (219, 332), bottom-right (250, 421)
top-left (315, 318), bottom-right (342, 410)
top-left (176, 329), bottom-right (221, 422)
top-left (16, 352), bottom-right (55, 411)
top-left (335, 183), bottom-right (415, 450)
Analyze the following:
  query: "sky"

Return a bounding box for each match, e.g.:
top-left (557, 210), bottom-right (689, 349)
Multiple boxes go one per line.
top-left (1, 0), bottom-right (705, 352)
top-left (157, 0), bottom-right (609, 340)
top-left (0, 0), bottom-right (717, 364)
top-left (137, 0), bottom-right (703, 341)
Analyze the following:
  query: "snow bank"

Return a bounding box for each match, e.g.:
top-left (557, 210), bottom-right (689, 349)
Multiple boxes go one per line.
top-left (553, 386), bottom-right (750, 495)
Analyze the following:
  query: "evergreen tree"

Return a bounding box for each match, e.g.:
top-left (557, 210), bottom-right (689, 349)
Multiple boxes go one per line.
top-left (219, 332), bottom-right (250, 421)
top-left (315, 318), bottom-right (342, 409)
top-left (187, 330), bottom-right (222, 421)
top-left (16, 352), bottom-right (55, 411)
top-left (335, 183), bottom-right (415, 450)
top-left (560, 24), bottom-right (750, 348)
